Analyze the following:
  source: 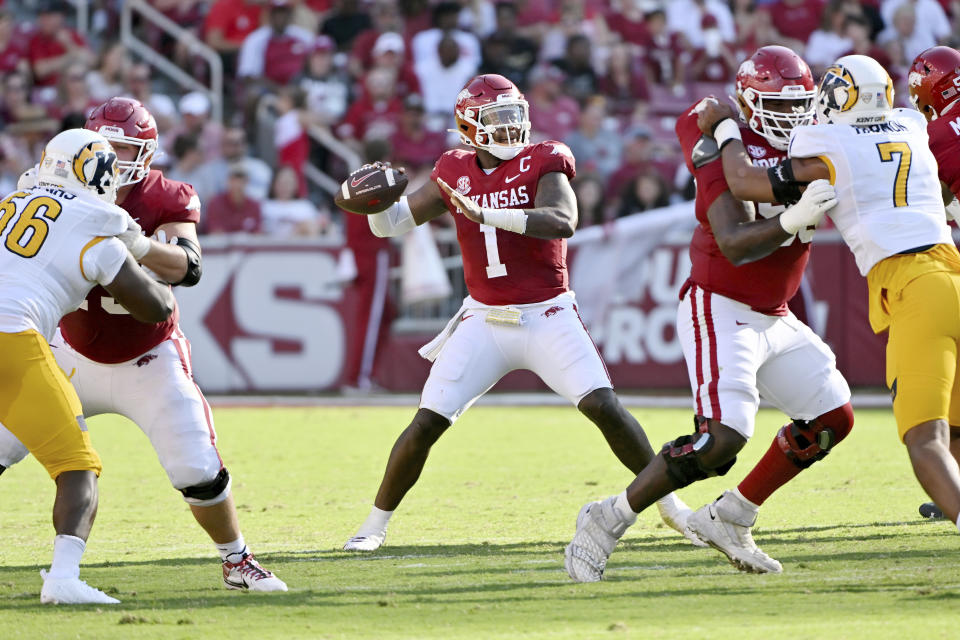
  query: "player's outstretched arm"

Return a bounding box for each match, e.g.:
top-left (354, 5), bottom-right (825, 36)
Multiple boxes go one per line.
top-left (437, 172), bottom-right (576, 240)
top-left (119, 219), bottom-right (202, 286)
top-left (367, 178), bottom-right (448, 238)
top-left (102, 254), bottom-right (176, 323)
top-left (708, 180), bottom-right (836, 265)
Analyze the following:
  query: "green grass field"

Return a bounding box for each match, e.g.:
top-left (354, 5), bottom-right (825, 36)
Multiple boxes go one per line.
top-left (1, 405), bottom-right (957, 639)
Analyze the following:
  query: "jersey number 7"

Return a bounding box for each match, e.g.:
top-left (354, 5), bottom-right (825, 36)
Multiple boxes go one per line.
top-left (876, 142), bottom-right (912, 208)
top-left (0, 192), bottom-right (62, 258)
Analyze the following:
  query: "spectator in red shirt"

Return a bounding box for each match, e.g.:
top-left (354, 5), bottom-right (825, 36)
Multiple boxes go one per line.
top-left (274, 86), bottom-right (309, 196)
top-left (203, 0), bottom-right (263, 74)
top-left (637, 8), bottom-right (685, 87)
top-left (526, 66), bottom-right (580, 142)
top-left (336, 66), bottom-right (404, 148)
top-left (28, 0), bottom-right (94, 91)
top-left (366, 32), bottom-right (421, 97)
top-left (52, 62), bottom-right (100, 121)
top-left (841, 13), bottom-right (892, 71)
top-left (598, 42), bottom-right (650, 116)
top-left (390, 93), bottom-right (447, 174)
top-left (0, 11), bottom-right (28, 76)
top-left (237, 0), bottom-right (314, 89)
top-left (204, 164), bottom-right (263, 234)
top-left (684, 14), bottom-right (739, 82)
top-left (349, 0), bottom-right (406, 74)
top-left (761, 0), bottom-right (826, 45)
top-left (606, 126), bottom-right (679, 212)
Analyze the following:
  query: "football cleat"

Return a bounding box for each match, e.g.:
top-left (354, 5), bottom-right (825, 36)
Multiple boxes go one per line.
top-left (564, 497), bottom-right (635, 583)
top-left (222, 554), bottom-right (287, 592)
top-left (343, 530), bottom-right (386, 551)
top-left (656, 493), bottom-right (708, 548)
top-left (40, 570), bottom-right (120, 605)
top-left (919, 502), bottom-right (945, 519)
top-left (685, 491), bottom-right (782, 574)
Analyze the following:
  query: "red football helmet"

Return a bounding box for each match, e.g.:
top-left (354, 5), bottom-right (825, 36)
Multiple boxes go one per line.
top-left (85, 97), bottom-right (158, 187)
top-left (453, 74), bottom-right (530, 160)
top-left (735, 46), bottom-right (816, 150)
top-left (909, 46), bottom-right (960, 121)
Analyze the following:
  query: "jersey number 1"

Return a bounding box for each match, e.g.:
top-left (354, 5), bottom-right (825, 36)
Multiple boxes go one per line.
top-left (876, 142), bottom-right (912, 208)
top-left (0, 192), bottom-right (62, 258)
top-left (480, 224), bottom-right (507, 278)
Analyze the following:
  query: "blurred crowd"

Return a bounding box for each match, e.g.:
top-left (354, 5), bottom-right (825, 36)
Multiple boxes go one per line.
top-left (2, 0), bottom-right (960, 231)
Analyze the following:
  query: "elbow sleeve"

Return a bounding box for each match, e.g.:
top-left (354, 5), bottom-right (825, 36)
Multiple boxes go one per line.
top-left (172, 237), bottom-right (202, 287)
top-left (368, 196), bottom-right (415, 237)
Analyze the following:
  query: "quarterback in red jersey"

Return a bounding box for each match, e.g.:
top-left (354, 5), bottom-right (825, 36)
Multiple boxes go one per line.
top-left (343, 74), bottom-right (695, 551)
top-left (907, 45), bottom-right (960, 520)
top-left (565, 47), bottom-right (854, 582)
top-left (0, 98), bottom-right (286, 592)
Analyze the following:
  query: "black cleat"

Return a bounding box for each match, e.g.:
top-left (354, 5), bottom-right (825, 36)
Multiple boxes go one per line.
top-left (0, 464), bottom-right (5, 476)
top-left (919, 502), bottom-right (944, 519)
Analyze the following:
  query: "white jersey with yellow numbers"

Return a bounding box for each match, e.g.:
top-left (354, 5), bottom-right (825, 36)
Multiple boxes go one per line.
top-left (0, 185), bottom-right (128, 341)
top-left (788, 108), bottom-right (951, 275)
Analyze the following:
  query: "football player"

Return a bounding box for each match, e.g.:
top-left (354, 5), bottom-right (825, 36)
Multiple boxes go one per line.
top-left (0, 98), bottom-right (286, 592)
top-left (698, 54), bottom-right (960, 538)
top-left (907, 46), bottom-right (960, 519)
top-left (342, 74), bottom-right (695, 552)
top-left (564, 46), bottom-right (854, 582)
top-left (0, 129), bottom-right (175, 604)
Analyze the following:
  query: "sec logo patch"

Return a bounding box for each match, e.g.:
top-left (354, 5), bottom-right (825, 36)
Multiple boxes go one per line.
top-left (456, 176), bottom-right (471, 195)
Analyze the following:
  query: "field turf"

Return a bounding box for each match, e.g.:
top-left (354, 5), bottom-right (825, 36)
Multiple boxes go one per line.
top-left (1, 406), bottom-right (957, 639)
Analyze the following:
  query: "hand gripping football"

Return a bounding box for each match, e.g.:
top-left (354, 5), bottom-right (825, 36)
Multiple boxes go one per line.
top-left (335, 163), bottom-right (408, 215)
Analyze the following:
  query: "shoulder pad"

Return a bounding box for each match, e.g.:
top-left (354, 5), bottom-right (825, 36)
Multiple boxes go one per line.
top-left (691, 135), bottom-right (721, 169)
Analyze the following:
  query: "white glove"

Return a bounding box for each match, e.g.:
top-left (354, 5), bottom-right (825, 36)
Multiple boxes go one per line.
top-left (118, 215), bottom-right (152, 260)
top-left (778, 179), bottom-right (837, 235)
top-left (17, 165), bottom-right (38, 190)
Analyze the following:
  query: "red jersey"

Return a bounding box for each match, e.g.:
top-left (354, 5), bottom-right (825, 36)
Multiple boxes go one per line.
top-left (430, 141), bottom-right (576, 306)
top-left (927, 110), bottom-right (960, 199)
top-left (676, 103), bottom-right (809, 315)
top-left (60, 170), bottom-right (202, 363)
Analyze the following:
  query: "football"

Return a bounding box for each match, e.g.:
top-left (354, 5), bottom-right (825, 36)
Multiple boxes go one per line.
top-left (335, 164), bottom-right (408, 215)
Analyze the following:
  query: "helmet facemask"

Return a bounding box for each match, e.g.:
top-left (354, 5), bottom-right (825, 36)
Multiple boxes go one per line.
top-left (459, 98), bottom-right (531, 160)
top-left (739, 84), bottom-right (816, 150)
top-left (92, 124), bottom-right (157, 187)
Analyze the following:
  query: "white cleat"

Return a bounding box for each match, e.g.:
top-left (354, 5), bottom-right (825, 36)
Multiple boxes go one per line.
top-left (564, 497), bottom-right (635, 583)
top-left (343, 530), bottom-right (385, 551)
top-left (40, 570), bottom-right (120, 605)
top-left (222, 554), bottom-right (288, 591)
top-left (656, 493), bottom-right (708, 548)
top-left (685, 491), bottom-right (782, 574)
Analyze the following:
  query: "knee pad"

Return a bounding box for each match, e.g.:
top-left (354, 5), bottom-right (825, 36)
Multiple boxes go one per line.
top-left (180, 467), bottom-right (231, 506)
top-left (777, 403), bottom-right (854, 469)
top-left (661, 416), bottom-right (737, 488)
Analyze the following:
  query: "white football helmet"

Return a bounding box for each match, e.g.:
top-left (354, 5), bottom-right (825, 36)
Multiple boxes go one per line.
top-left (817, 54), bottom-right (894, 125)
top-left (36, 129), bottom-right (120, 204)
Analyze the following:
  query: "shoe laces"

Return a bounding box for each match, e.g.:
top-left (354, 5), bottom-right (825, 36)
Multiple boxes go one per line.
top-left (226, 554), bottom-right (273, 580)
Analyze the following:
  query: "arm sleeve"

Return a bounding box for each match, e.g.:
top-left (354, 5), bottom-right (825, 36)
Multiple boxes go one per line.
top-left (81, 237), bottom-right (128, 285)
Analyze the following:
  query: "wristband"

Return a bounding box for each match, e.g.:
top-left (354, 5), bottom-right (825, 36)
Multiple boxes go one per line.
top-left (713, 118), bottom-right (742, 150)
top-left (480, 207), bottom-right (528, 234)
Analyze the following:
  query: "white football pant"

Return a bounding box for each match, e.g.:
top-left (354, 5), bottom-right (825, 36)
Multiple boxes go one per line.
top-left (677, 284), bottom-right (850, 439)
top-left (420, 292), bottom-right (612, 422)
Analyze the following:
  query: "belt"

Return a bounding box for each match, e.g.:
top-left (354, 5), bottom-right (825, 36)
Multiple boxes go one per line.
top-left (897, 243), bottom-right (936, 255)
